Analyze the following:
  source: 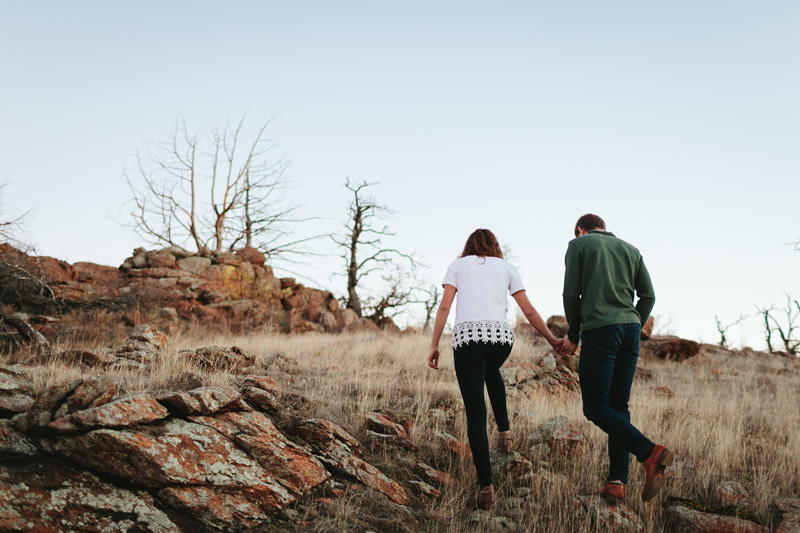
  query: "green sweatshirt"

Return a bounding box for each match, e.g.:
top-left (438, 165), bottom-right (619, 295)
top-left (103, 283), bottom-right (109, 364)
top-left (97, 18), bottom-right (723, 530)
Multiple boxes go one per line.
top-left (563, 230), bottom-right (655, 343)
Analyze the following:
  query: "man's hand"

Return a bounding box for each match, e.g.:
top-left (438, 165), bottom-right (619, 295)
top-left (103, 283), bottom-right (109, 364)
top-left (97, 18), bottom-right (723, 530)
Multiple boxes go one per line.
top-left (550, 338), bottom-right (564, 352)
top-left (561, 338), bottom-right (578, 355)
top-left (428, 347), bottom-right (440, 369)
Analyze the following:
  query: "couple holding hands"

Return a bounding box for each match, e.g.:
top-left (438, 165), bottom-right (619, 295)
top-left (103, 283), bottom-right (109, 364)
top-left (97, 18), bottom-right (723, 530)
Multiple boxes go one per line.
top-left (427, 215), bottom-right (673, 510)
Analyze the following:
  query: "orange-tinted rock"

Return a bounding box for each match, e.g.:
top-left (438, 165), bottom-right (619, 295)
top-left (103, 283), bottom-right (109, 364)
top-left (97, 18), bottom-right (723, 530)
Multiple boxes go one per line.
top-left (298, 418), bottom-right (409, 505)
top-left (641, 336), bottom-right (700, 361)
top-left (430, 429), bottom-right (471, 458)
top-left (158, 485), bottom-right (281, 531)
top-left (408, 480), bottom-right (442, 498)
top-left (344, 318), bottom-right (381, 334)
top-left (665, 502), bottom-right (767, 532)
top-left (655, 386), bottom-right (674, 398)
top-left (241, 375), bottom-right (281, 412)
top-left (0, 371), bottom-right (33, 396)
top-left (126, 324), bottom-right (168, 351)
top-left (366, 411), bottom-right (407, 437)
top-left (528, 416), bottom-right (589, 457)
top-left (416, 461), bottom-right (458, 486)
top-left (49, 394), bottom-right (169, 432)
top-left (571, 495), bottom-right (644, 532)
top-left (176, 256), bottom-right (212, 274)
top-left (715, 481), bottom-right (756, 513)
top-left (157, 387), bottom-right (249, 416)
top-left (0, 458), bottom-right (180, 532)
top-left (189, 411), bottom-right (330, 494)
top-left (235, 246), bottom-right (266, 265)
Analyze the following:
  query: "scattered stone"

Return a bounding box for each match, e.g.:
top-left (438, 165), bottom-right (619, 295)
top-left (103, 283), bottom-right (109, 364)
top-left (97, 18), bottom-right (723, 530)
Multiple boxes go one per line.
top-left (571, 495), bottom-right (644, 532)
top-left (667, 454), bottom-right (707, 481)
top-left (540, 354), bottom-right (557, 371)
top-left (415, 461), bottom-right (458, 487)
top-left (366, 411), bottom-right (407, 436)
top-left (408, 480), bottom-right (441, 498)
top-left (430, 429), bottom-right (471, 458)
top-left (241, 375), bottom-right (282, 412)
top-left (490, 450), bottom-right (535, 478)
top-left (298, 418), bottom-right (410, 505)
top-left (427, 407), bottom-right (456, 427)
top-left (123, 324), bottom-right (168, 351)
top-left (655, 386), bottom-right (674, 398)
top-left (365, 429), bottom-right (418, 451)
top-left (715, 481), bottom-right (757, 513)
top-left (528, 416), bottom-right (589, 457)
top-left (468, 510), bottom-right (516, 530)
top-left (635, 366), bottom-right (653, 380)
top-left (264, 353), bottom-right (299, 368)
top-left (0, 458), bottom-right (180, 532)
top-left (665, 501), bottom-right (767, 532)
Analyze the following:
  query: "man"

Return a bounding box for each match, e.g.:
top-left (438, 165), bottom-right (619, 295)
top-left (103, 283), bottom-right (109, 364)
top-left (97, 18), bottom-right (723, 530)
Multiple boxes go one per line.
top-left (561, 214), bottom-right (672, 503)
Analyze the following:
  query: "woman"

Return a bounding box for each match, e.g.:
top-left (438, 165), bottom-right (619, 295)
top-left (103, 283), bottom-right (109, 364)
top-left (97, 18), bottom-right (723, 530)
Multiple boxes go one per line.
top-left (428, 229), bottom-right (562, 510)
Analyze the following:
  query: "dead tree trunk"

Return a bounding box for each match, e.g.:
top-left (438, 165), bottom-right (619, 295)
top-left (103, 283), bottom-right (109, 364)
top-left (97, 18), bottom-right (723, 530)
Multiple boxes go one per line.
top-left (0, 313), bottom-right (48, 348)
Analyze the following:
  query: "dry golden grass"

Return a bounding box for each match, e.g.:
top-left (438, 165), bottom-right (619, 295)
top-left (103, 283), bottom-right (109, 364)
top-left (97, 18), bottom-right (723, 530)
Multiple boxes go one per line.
top-left (4, 330), bottom-right (799, 532)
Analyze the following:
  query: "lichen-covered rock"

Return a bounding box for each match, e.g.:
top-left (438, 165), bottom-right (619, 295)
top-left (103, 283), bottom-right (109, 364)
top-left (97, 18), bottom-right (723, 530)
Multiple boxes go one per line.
top-left (665, 502), bottom-right (768, 532)
top-left (157, 387), bottom-right (249, 416)
top-left (48, 394), bottom-right (169, 433)
top-left (0, 372), bottom-right (32, 396)
top-left (298, 418), bottom-right (410, 505)
top-left (11, 380), bottom-right (82, 434)
top-left (0, 458), bottom-right (180, 532)
top-left (490, 450), bottom-right (535, 478)
top-left (0, 421), bottom-right (37, 457)
top-left (774, 498), bottom-right (800, 533)
top-left (57, 348), bottom-right (118, 368)
top-left (408, 480), bottom-right (441, 498)
top-left (528, 416), bottom-right (589, 457)
top-left (715, 481), bottom-right (756, 513)
top-left (125, 324), bottom-right (168, 351)
top-left (0, 394), bottom-right (33, 417)
top-left (365, 429), bottom-right (418, 451)
top-left (571, 495), bottom-right (644, 532)
top-left (241, 375), bottom-right (281, 412)
top-left (54, 375), bottom-right (116, 419)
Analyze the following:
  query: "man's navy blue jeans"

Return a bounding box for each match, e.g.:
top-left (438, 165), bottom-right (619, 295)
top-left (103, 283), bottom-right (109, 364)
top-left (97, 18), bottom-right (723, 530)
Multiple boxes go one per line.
top-left (579, 323), bottom-right (654, 483)
top-left (453, 340), bottom-right (512, 488)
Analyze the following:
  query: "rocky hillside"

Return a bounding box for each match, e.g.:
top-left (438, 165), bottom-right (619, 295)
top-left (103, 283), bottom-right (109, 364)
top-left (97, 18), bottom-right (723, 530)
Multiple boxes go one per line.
top-left (2, 326), bottom-right (798, 532)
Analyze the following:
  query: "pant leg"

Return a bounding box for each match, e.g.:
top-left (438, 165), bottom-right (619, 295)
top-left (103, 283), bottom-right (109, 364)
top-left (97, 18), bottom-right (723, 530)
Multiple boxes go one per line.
top-left (605, 323), bottom-right (642, 482)
top-left (483, 342), bottom-right (512, 432)
top-left (579, 324), bottom-right (654, 481)
top-left (454, 341), bottom-right (492, 487)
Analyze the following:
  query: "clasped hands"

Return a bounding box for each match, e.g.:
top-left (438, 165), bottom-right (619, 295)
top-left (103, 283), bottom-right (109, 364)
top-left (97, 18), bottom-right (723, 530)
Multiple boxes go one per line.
top-left (550, 337), bottom-right (578, 356)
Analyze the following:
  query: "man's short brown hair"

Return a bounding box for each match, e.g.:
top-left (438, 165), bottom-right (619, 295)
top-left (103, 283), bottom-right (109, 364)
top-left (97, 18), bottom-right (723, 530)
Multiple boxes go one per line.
top-left (574, 214), bottom-right (606, 237)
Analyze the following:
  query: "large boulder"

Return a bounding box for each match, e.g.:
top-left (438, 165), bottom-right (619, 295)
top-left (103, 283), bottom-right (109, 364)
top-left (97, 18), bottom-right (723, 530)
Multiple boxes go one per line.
top-left (664, 501), bottom-right (767, 532)
top-left (641, 336), bottom-right (700, 361)
top-left (528, 416), bottom-right (589, 457)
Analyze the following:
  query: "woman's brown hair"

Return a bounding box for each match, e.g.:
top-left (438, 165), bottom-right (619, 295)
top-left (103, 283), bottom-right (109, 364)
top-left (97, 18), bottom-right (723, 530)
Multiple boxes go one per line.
top-left (460, 229), bottom-right (504, 259)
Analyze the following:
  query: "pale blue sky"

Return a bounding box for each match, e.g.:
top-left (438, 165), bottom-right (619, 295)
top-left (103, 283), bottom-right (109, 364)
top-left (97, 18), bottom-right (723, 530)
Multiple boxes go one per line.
top-left (1, 2), bottom-right (798, 347)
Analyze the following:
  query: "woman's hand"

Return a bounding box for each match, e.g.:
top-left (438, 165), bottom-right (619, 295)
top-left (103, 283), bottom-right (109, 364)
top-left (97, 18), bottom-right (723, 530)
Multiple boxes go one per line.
top-left (550, 337), bottom-right (564, 352)
top-left (428, 347), bottom-right (440, 369)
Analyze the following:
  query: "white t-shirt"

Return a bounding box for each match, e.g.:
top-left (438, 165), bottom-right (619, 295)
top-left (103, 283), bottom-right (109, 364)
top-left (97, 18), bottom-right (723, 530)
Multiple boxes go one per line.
top-left (442, 256), bottom-right (525, 325)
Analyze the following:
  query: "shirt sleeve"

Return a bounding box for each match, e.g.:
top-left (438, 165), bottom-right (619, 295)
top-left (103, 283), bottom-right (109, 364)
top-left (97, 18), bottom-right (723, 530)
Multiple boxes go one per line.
top-left (506, 262), bottom-right (525, 294)
top-left (442, 260), bottom-right (458, 289)
top-left (563, 241), bottom-right (582, 343)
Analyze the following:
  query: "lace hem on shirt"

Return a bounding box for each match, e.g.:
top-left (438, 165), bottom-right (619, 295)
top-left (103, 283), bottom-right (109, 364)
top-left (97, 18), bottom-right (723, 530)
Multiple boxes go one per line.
top-left (451, 320), bottom-right (514, 349)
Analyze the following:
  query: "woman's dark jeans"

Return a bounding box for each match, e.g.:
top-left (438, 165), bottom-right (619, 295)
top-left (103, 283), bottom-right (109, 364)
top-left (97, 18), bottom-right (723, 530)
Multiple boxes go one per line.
top-left (453, 340), bottom-right (512, 488)
top-left (579, 323), bottom-right (654, 483)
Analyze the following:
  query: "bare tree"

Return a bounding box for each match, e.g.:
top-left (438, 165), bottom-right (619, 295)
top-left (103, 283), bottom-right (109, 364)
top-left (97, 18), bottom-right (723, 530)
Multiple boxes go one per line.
top-left (124, 115), bottom-right (311, 258)
top-left (332, 179), bottom-right (417, 318)
top-left (757, 294), bottom-right (800, 355)
top-left (714, 313), bottom-right (747, 350)
top-left (421, 284), bottom-right (440, 332)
